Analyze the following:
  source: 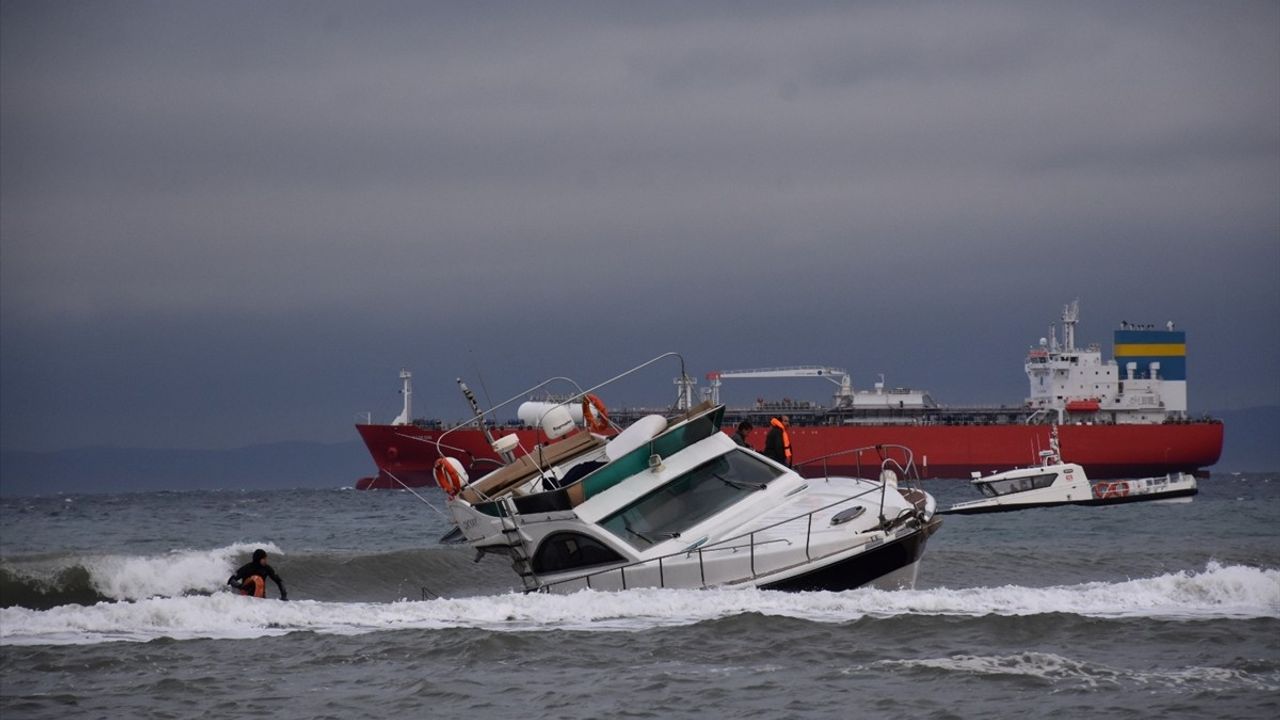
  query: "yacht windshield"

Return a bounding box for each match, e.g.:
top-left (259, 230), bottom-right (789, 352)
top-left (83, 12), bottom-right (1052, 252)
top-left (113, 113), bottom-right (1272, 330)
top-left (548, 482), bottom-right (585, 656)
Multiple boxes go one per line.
top-left (601, 449), bottom-right (784, 549)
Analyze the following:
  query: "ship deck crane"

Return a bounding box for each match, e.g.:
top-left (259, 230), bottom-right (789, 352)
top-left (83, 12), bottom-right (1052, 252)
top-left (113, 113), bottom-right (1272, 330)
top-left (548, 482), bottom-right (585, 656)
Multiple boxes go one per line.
top-left (706, 366), bottom-right (854, 407)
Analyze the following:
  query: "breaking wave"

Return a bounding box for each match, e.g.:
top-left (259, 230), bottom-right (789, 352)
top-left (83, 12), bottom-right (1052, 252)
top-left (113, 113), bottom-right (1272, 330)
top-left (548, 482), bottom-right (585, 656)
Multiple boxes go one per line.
top-left (0, 542), bottom-right (282, 610)
top-left (2, 561), bottom-right (1275, 646)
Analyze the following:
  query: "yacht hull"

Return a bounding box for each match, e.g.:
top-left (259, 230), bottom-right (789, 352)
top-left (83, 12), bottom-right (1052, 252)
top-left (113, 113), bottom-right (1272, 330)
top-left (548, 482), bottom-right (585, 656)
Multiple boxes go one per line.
top-left (758, 517), bottom-right (942, 592)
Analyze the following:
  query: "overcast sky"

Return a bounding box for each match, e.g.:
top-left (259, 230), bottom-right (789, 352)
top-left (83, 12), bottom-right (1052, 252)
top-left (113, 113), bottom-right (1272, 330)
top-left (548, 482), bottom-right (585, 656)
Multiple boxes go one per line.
top-left (2, 1), bottom-right (1277, 452)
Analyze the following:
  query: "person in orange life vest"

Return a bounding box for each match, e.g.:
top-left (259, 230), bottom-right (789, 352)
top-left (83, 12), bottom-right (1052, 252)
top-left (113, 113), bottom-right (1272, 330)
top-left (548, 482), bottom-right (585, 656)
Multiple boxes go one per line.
top-left (227, 548), bottom-right (287, 600)
top-left (764, 415), bottom-right (792, 467)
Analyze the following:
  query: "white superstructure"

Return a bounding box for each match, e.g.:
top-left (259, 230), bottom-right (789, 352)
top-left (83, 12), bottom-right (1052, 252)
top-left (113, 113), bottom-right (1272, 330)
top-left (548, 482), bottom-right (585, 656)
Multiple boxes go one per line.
top-left (1024, 301), bottom-right (1186, 425)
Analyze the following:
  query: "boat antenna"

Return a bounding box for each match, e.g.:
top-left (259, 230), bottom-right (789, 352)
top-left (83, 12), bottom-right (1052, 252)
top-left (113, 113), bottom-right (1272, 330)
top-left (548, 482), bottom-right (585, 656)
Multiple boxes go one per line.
top-left (472, 358), bottom-right (497, 411)
top-left (458, 377), bottom-right (514, 463)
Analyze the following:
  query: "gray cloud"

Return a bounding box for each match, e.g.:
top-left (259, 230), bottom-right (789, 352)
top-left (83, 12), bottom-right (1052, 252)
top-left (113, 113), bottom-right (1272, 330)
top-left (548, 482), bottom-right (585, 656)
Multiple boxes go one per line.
top-left (2, 0), bottom-right (1277, 450)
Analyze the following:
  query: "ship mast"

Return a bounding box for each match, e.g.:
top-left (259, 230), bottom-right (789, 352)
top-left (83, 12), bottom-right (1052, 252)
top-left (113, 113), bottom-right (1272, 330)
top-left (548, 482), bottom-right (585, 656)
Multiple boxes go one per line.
top-left (392, 369), bottom-right (413, 426)
top-left (1062, 300), bottom-right (1079, 353)
top-left (673, 373), bottom-right (697, 411)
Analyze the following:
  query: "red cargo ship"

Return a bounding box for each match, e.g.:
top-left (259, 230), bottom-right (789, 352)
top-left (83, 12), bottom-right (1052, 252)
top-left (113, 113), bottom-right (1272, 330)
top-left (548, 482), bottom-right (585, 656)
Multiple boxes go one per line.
top-left (353, 302), bottom-right (1223, 489)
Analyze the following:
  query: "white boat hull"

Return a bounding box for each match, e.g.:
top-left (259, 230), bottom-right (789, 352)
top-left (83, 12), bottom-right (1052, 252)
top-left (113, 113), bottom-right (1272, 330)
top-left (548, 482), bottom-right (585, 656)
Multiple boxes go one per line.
top-left (943, 472), bottom-right (1198, 515)
top-left (534, 516), bottom-right (942, 594)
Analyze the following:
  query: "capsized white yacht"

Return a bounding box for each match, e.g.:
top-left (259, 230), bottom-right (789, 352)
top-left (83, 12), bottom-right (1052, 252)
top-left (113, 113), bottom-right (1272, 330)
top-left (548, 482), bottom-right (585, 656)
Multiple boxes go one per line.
top-left (941, 427), bottom-right (1198, 515)
top-left (430, 353), bottom-right (942, 594)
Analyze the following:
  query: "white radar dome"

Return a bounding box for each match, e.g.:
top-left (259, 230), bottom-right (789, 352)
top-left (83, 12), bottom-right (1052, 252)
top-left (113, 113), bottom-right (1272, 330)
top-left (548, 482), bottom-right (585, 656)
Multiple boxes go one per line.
top-left (491, 434), bottom-right (521, 455)
top-left (518, 401), bottom-right (584, 428)
top-left (538, 405), bottom-right (577, 440)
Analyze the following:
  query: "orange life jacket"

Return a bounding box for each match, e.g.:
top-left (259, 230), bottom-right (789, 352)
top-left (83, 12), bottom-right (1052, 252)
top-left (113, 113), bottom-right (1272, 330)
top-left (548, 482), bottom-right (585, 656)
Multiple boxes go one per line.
top-left (240, 575), bottom-right (266, 598)
top-left (770, 417), bottom-right (792, 463)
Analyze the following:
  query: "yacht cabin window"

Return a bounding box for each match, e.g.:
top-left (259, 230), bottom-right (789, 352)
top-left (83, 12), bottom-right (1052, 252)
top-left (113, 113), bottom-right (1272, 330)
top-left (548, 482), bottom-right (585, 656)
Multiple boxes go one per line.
top-left (601, 449), bottom-right (785, 550)
top-left (531, 532), bottom-right (625, 574)
top-left (978, 472), bottom-right (1058, 498)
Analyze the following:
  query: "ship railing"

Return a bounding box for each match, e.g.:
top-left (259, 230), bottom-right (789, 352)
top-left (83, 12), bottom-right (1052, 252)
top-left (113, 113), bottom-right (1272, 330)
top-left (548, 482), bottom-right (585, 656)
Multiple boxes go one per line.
top-left (535, 457), bottom-right (921, 594)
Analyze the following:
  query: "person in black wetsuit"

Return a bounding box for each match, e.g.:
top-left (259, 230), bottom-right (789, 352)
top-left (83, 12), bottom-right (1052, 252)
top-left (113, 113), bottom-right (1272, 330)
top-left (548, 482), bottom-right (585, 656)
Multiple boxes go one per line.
top-left (227, 548), bottom-right (287, 600)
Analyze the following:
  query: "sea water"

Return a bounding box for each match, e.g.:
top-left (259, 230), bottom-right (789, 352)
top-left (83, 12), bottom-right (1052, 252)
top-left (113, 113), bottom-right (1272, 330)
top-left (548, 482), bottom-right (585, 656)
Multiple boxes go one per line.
top-left (1, 475), bottom-right (1277, 719)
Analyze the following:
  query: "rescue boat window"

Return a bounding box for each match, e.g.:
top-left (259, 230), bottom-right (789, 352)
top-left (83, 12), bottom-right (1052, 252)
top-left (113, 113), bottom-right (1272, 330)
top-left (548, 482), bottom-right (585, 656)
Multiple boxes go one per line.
top-left (531, 532), bottom-right (625, 574)
top-left (982, 472), bottom-right (1059, 497)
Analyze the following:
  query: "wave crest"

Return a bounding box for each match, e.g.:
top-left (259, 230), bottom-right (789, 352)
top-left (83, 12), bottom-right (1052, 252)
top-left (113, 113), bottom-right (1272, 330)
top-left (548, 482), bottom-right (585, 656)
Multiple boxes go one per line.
top-left (1, 542), bottom-right (282, 609)
top-left (872, 651), bottom-right (1280, 692)
top-left (2, 561), bottom-right (1276, 646)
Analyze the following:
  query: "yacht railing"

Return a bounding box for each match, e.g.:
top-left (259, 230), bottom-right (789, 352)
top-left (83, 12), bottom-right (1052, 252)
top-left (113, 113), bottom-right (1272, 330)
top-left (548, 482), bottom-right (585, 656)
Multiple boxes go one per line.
top-left (794, 443), bottom-right (918, 484)
top-left (794, 443), bottom-right (921, 526)
top-left (535, 453), bottom-right (924, 593)
top-left (436, 352), bottom-right (689, 458)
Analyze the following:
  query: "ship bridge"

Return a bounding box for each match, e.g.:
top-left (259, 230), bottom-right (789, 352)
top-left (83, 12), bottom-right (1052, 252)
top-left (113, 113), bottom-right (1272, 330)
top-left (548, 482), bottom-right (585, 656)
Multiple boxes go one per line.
top-left (1025, 301), bottom-right (1185, 424)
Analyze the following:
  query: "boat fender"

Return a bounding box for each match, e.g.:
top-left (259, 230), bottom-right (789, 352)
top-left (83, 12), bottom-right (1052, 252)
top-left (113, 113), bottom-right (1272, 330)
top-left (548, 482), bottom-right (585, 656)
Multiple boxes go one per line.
top-left (433, 457), bottom-right (468, 496)
top-left (605, 414), bottom-right (668, 461)
top-left (582, 394), bottom-right (611, 433)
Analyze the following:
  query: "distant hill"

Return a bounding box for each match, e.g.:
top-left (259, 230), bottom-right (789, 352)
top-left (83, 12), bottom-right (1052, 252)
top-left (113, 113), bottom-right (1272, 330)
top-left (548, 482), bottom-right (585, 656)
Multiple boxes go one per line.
top-left (1208, 405), bottom-right (1280, 473)
top-left (0, 441), bottom-right (374, 496)
top-left (2, 407), bottom-right (1275, 496)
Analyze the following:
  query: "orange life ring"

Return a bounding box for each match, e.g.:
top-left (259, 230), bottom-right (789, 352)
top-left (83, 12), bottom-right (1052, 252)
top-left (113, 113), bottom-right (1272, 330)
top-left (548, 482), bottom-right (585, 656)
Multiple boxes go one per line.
top-left (582, 394), bottom-right (611, 433)
top-left (433, 458), bottom-right (464, 496)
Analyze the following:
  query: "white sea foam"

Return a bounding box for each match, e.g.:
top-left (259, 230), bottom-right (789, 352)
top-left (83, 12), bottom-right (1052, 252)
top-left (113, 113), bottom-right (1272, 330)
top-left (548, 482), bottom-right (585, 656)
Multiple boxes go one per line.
top-left (2, 561), bottom-right (1276, 646)
top-left (870, 651), bottom-right (1280, 692)
top-left (82, 542), bottom-right (283, 600)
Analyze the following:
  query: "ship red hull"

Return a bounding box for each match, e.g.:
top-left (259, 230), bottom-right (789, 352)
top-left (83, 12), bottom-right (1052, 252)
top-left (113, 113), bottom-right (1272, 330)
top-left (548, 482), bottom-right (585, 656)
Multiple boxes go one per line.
top-left (354, 421), bottom-right (1223, 488)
